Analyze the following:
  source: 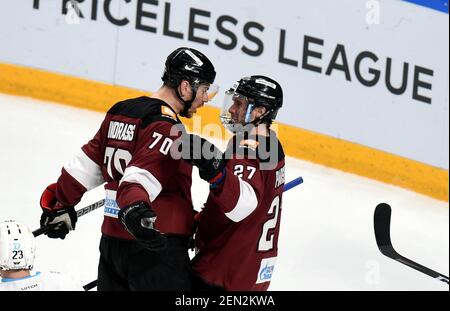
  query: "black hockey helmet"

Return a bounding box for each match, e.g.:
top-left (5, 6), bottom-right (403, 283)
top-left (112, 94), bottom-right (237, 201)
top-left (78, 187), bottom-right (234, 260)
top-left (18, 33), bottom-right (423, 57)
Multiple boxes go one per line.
top-left (162, 47), bottom-right (217, 117)
top-left (235, 75), bottom-right (283, 123)
top-left (162, 47), bottom-right (216, 87)
top-left (220, 75), bottom-right (283, 132)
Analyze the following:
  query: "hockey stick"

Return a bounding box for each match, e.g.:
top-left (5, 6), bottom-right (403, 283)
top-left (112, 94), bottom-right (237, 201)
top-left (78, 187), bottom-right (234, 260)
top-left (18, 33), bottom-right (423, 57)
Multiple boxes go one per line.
top-left (33, 199), bottom-right (105, 237)
top-left (82, 176), bottom-right (305, 291)
top-left (83, 279), bottom-right (98, 291)
top-left (374, 203), bottom-right (449, 285)
top-left (283, 176), bottom-right (303, 192)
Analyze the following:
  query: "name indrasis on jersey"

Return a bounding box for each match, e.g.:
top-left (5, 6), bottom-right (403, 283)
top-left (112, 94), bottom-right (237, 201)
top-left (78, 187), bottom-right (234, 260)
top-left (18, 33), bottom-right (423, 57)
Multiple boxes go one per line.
top-left (107, 121), bottom-right (136, 141)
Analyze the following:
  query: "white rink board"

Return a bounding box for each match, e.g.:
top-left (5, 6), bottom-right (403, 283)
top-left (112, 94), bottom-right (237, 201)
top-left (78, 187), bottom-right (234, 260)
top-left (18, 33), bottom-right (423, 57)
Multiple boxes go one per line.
top-left (0, 0), bottom-right (448, 169)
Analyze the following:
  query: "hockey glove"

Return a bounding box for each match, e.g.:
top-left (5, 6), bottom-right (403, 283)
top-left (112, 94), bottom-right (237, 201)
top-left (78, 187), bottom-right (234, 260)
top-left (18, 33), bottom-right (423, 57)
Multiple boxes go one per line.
top-left (118, 202), bottom-right (167, 251)
top-left (40, 183), bottom-right (77, 239)
top-left (181, 134), bottom-right (227, 184)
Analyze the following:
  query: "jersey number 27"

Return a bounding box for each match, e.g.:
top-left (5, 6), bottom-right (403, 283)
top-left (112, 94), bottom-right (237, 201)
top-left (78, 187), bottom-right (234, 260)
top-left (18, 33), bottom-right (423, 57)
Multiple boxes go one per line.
top-left (258, 195), bottom-right (281, 252)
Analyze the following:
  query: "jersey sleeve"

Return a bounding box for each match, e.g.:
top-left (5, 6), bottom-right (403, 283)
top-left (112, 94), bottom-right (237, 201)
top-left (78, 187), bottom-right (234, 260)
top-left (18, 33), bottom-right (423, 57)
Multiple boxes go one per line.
top-left (210, 156), bottom-right (264, 222)
top-left (116, 120), bottom-right (185, 208)
top-left (55, 116), bottom-right (108, 207)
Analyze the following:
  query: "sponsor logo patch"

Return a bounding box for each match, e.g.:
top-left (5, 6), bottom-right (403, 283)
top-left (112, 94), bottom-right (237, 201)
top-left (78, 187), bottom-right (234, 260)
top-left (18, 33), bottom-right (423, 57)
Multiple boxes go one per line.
top-left (256, 257), bottom-right (277, 284)
top-left (104, 190), bottom-right (119, 218)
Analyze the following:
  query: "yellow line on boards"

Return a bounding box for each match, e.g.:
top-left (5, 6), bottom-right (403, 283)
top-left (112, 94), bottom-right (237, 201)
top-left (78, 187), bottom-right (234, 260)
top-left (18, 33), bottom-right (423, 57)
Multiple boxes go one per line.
top-left (0, 62), bottom-right (447, 202)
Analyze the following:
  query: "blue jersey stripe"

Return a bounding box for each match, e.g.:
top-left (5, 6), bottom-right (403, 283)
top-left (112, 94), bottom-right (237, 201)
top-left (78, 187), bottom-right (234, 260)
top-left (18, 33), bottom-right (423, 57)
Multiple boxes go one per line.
top-left (402, 0), bottom-right (449, 14)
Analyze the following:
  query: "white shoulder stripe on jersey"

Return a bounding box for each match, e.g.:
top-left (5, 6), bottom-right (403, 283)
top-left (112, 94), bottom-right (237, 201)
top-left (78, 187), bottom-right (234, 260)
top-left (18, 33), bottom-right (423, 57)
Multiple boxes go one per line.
top-left (64, 150), bottom-right (104, 190)
top-left (119, 166), bottom-right (162, 202)
top-left (225, 178), bottom-right (258, 222)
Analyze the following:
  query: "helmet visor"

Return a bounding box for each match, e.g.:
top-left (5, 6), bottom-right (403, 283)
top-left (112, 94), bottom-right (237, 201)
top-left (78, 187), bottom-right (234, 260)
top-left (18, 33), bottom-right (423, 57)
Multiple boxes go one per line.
top-left (220, 87), bottom-right (254, 133)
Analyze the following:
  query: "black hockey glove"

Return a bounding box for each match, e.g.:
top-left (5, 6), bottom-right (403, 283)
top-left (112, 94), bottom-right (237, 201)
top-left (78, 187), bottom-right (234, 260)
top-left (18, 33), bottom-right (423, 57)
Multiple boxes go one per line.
top-left (180, 134), bottom-right (227, 183)
top-left (40, 206), bottom-right (77, 239)
top-left (40, 183), bottom-right (77, 240)
top-left (118, 202), bottom-right (167, 251)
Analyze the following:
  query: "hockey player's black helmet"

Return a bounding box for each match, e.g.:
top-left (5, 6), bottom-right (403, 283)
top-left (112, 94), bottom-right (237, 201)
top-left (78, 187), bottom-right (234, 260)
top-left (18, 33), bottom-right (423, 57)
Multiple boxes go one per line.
top-left (235, 75), bottom-right (283, 123)
top-left (220, 75), bottom-right (283, 131)
top-left (162, 47), bottom-right (216, 87)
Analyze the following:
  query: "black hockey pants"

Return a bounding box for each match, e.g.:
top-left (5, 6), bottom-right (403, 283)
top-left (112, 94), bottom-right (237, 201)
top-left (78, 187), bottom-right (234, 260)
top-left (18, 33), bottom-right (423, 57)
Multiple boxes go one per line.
top-left (97, 234), bottom-right (192, 291)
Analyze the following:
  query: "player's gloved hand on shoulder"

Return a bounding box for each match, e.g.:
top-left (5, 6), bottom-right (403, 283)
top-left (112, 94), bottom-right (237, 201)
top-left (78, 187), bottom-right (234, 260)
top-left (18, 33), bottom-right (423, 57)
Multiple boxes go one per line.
top-left (118, 201), bottom-right (167, 251)
top-left (180, 134), bottom-right (227, 185)
top-left (40, 183), bottom-right (77, 240)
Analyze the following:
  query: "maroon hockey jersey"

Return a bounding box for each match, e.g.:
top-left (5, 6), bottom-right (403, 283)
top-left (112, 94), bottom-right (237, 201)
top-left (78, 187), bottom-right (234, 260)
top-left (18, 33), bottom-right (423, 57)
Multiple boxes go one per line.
top-left (53, 96), bottom-right (195, 239)
top-left (193, 132), bottom-right (286, 291)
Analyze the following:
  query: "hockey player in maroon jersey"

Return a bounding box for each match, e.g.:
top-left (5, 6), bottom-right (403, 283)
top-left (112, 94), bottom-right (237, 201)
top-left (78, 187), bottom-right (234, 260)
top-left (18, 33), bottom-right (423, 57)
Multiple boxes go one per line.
top-left (38, 47), bottom-right (218, 290)
top-left (181, 76), bottom-right (285, 291)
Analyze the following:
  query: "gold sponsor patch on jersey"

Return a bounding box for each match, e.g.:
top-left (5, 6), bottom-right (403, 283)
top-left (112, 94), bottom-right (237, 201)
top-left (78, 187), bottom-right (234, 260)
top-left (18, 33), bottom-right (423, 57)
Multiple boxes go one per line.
top-left (240, 139), bottom-right (259, 149)
top-left (161, 106), bottom-right (178, 120)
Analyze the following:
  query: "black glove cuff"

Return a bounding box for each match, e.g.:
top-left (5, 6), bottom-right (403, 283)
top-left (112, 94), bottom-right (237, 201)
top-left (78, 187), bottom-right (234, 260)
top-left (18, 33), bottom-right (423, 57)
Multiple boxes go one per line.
top-left (118, 201), bottom-right (149, 225)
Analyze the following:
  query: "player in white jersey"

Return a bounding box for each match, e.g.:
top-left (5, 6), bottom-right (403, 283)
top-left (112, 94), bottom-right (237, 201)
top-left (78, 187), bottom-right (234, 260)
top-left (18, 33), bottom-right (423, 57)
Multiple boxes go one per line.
top-left (0, 220), bottom-right (82, 291)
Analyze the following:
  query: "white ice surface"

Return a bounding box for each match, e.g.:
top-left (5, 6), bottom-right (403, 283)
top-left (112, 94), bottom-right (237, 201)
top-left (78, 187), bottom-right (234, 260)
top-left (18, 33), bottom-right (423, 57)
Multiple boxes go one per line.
top-left (0, 93), bottom-right (448, 291)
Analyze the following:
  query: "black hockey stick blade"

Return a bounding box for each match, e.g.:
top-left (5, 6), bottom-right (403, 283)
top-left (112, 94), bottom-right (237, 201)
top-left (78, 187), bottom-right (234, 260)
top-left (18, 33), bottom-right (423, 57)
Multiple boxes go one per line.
top-left (83, 279), bottom-right (98, 291)
top-left (33, 199), bottom-right (105, 237)
top-left (374, 203), bottom-right (449, 285)
top-left (374, 203), bottom-right (396, 257)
